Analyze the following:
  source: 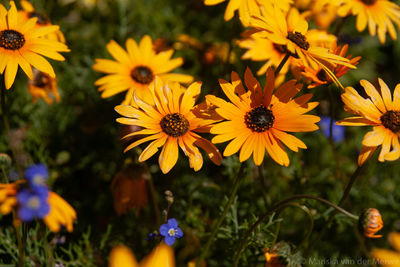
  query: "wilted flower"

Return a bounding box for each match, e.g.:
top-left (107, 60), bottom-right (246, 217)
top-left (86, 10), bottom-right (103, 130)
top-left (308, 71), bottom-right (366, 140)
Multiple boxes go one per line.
top-left (359, 208), bottom-right (383, 238)
top-left (111, 163), bottom-right (149, 215)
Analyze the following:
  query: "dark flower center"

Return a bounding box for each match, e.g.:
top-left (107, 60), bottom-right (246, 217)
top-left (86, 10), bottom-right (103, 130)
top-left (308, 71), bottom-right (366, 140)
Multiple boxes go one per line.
top-left (131, 66), bottom-right (154, 84)
top-left (0, 30), bottom-right (25, 50)
top-left (245, 105), bottom-right (275, 132)
top-left (381, 110), bottom-right (400, 133)
top-left (361, 0), bottom-right (377, 5)
top-left (28, 12), bottom-right (49, 25)
top-left (316, 69), bottom-right (328, 82)
top-left (160, 113), bottom-right (190, 137)
top-left (33, 71), bottom-right (50, 88)
top-left (287, 31), bottom-right (310, 51)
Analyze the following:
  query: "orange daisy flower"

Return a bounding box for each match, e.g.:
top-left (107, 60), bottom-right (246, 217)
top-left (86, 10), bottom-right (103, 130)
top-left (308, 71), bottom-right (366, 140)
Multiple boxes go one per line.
top-left (115, 78), bottom-right (222, 174)
top-left (337, 79), bottom-right (400, 165)
top-left (300, 44), bottom-right (361, 88)
top-left (250, 6), bottom-right (356, 87)
top-left (18, 0), bottom-right (66, 43)
top-left (337, 0), bottom-right (400, 43)
top-left (0, 1), bottom-right (69, 89)
top-left (93, 35), bottom-right (193, 105)
top-left (207, 67), bottom-right (320, 166)
top-left (204, 0), bottom-right (293, 27)
top-left (28, 68), bottom-right (60, 104)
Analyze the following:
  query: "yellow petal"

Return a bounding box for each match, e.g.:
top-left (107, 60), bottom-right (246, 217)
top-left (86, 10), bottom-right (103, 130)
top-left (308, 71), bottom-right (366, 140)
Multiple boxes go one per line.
top-left (109, 245), bottom-right (139, 267)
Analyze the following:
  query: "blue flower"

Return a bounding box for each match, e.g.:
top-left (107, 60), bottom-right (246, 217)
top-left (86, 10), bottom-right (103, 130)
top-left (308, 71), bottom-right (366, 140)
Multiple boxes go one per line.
top-left (159, 218), bottom-right (183, 246)
top-left (319, 117), bottom-right (345, 143)
top-left (25, 164), bottom-right (49, 193)
top-left (17, 189), bottom-right (50, 222)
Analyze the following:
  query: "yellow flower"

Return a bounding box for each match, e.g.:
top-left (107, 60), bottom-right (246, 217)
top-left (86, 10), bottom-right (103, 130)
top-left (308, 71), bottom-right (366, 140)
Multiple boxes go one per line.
top-left (93, 35), bottom-right (193, 105)
top-left (115, 78), bottom-right (222, 174)
top-left (250, 6), bottom-right (356, 87)
top-left (109, 243), bottom-right (175, 267)
top-left (207, 67), bottom-right (320, 166)
top-left (0, 182), bottom-right (18, 214)
top-left (337, 0), bottom-right (400, 43)
top-left (18, 0), bottom-right (66, 43)
top-left (43, 192), bottom-right (77, 232)
top-left (28, 68), bottom-right (60, 104)
top-left (337, 79), bottom-right (400, 165)
top-left (372, 232), bottom-right (400, 267)
top-left (0, 181), bottom-right (76, 233)
top-left (309, 0), bottom-right (340, 29)
top-left (238, 31), bottom-right (290, 82)
top-left (0, 1), bottom-right (69, 89)
top-left (203, 0), bottom-right (292, 27)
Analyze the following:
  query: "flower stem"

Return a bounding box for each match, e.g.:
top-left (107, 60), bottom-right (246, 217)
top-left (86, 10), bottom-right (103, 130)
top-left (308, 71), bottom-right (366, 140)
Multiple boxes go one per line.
top-left (1, 79), bottom-right (23, 179)
top-left (233, 194), bottom-right (358, 266)
top-left (275, 54), bottom-right (290, 76)
top-left (306, 164), bottom-right (365, 254)
top-left (147, 173), bottom-right (161, 226)
top-left (196, 163), bottom-right (246, 267)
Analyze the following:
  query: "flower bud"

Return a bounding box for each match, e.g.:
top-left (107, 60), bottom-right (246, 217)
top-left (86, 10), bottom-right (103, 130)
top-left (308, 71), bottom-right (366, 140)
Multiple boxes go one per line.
top-left (359, 208), bottom-right (383, 238)
top-left (165, 190), bottom-right (174, 205)
top-left (0, 153), bottom-right (12, 171)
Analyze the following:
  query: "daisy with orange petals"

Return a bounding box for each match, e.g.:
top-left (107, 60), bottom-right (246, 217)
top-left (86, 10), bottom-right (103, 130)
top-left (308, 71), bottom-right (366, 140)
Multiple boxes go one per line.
top-left (207, 67), bottom-right (320, 166)
top-left (337, 0), bottom-right (400, 43)
top-left (93, 35), bottom-right (193, 105)
top-left (115, 78), bottom-right (222, 174)
top-left (204, 0), bottom-right (293, 27)
top-left (250, 7), bottom-right (356, 88)
top-left (0, 1), bottom-right (69, 89)
top-left (337, 79), bottom-right (400, 165)
top-left (300, 44), bottom-right (361, 88)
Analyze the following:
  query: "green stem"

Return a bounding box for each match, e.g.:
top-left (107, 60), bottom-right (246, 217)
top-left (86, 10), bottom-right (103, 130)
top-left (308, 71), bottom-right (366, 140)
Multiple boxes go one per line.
top-left (1, 79), bottom-right (23, 179)
top-left (147, 173), bottom-right (161, 226)
top-left (306, 164), bottom-right (365, 253)
top-left (196, 163), bottom-right (246, 267)
top-left (275, 54), bottom-right (290, 76)
top-left (327, 86), bottom-right (341, 180)
top-left (233, 194), bottom-right (358, 266)
top-left (291, 204), bottom-right (314, 254)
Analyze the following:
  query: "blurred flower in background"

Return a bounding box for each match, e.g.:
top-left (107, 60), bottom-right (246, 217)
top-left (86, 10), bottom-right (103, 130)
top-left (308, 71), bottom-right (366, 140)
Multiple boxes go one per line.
top-left (93, 35), bottom-right (193, 105)
top-left (319, 116), bottom-right (345, 143)
top-left (372, 232), bottom-right (400, 266)
top-left (28, 69), bottom-right (61, 104)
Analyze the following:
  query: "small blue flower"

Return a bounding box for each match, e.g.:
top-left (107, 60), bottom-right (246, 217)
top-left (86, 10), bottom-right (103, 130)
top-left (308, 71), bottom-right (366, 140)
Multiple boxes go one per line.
top-left (25, 164), bottom-right (49, 193)
top-left (17, 188), bottom-right (50, 222)
top-left (319, 117), bottom-right (345, 143)
top-left (159, 218), bottom-right (183, 246)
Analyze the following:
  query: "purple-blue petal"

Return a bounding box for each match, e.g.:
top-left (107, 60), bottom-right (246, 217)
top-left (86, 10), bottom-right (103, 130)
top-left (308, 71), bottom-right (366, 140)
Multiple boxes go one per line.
top-left (167, 218), bottom-right (178, 228)
top-left (175, 228), bottom-right (183, 238)
top-left (164, 235), bottom-right (175, 246)
top-left (159, 224), bottom-right (169, 236)
top-left (18, 207), bottom-right (35, 222)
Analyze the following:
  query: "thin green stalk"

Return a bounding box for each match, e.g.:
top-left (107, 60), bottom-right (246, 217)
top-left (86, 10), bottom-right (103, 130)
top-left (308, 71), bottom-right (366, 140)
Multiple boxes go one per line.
top-left (275, 54), bottom-right (290, 76)
top-left (1, 78), bottom-right (23, 179)
top-left (306, 164), bottom-right (365, 253)
top-left (196, 163), bottom-right (246, 267)
top-left (233, 194), bottom-right (358, 266)
top-left (147, 174), bottom-right (161, 226)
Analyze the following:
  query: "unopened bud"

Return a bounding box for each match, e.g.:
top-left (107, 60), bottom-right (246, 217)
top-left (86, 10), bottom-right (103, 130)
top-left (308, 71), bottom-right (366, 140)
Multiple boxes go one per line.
top-left (359, 208), bottom-right (383, 238)
top-left (0, 153), bottom-right (12, 171)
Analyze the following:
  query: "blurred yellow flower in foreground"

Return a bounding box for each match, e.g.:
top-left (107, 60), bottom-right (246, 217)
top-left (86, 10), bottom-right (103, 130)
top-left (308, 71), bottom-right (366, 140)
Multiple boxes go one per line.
top-left (372, 232), bottom-right (400, 267)
top-left (109, 243), bottom-right (175, 267)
